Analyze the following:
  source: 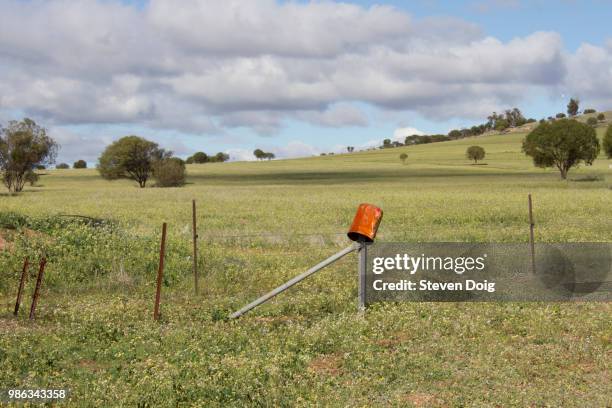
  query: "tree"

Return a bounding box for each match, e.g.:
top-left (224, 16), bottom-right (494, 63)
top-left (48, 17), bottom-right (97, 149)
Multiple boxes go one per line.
top-left (187, 152), bottom-right (208, 164)
top-left (448, 129), bottom-right (462, 139)
top-left (399, 153), bottom-right (408, 164)
top-left (0, 118), bottom-right (58, 193)
top-left (494, 118), bottom-right (510, 131)
top-left (597, 113), bottom-right (605, 121)
top-left (73, 159), bottom-right (87, 169)
top-left (522, 119), bottom-right (600, 179)
top-left (97, 136), bottom-right (168, 188)
top-left (263, 152), bottom-right (275, 160)
top-left (583, 108), bottom-right (596, 114)
top-left (253, 149), bottom-right (265, 160)
top-left (603, 125), bottom-right (612, 159)
top-left (153, 157), bottom-right (186, 187)
top-left (556, 113), bottom-right (566, 119)
top-left (382, 139), bottom-right (392, 149)
top-left (347, 146), bottom-right (354, 153)
top-left (567, 98), bottom-right (579, 117)
top-left (56, 163), bottom-right (70, 169)
top-left (211, 152), bottom-right (229, 162)
top-left (466, 146), bottom-right (485, 164)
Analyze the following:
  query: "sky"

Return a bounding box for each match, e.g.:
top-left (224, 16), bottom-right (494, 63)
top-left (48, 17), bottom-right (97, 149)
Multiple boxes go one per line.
top-left (1, 0), bottom-right (611, 164)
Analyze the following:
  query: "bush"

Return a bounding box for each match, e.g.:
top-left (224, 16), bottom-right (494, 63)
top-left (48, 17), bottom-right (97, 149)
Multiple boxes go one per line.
top-left (583, 108), bottom-right (596, 114)
top-left (587, 117), bottom-right (598, 126)
top-left (153, 158), bottom-right (186, 187)
top-left (597, 113), bottom-right (605, 121)
top-left (399, 153), bottom-right (408, 164)
top-left (466, 146), bottom-right (485, 164)
top-left (25, 170), bottom-right (39, 186)
top-left (603, 125), bottom-right (612, 159)
top-left (56, 163), bottom-right (70, 169)
top-left (73, 159), bottom-right (87, 168)
top-left (556, 113), bottom-right (566, 119)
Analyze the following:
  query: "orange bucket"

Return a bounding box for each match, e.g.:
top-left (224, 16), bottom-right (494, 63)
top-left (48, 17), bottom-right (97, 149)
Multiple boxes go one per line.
top-left (347, 203), bottom-right (383, 242)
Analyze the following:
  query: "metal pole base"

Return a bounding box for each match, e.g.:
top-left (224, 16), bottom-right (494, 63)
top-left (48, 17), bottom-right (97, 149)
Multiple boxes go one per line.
top-left (230, 243), bottom-right (360, 319)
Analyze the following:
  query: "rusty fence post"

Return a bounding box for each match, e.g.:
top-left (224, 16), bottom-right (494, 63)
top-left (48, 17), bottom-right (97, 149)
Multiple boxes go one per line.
top-left (154, 223), bottom-right (167, 321)
top-left (14, 257), bottom-right (29, 316)
top-left (29, 257), bottom-right (47, 320)
top-left (192, 200), bottom-right (199, 295)
top-left (528, 194), bottom-right (536, 275)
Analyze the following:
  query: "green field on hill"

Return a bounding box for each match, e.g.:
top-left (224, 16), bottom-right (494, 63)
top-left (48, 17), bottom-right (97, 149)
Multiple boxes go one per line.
top-left (1, 129), bottom-right (611, 406)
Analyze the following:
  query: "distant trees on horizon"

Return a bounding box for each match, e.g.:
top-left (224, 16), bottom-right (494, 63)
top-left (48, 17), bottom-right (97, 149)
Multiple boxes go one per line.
top-left (186, 151), bottom-right (229, 164)
top-left (253, 149), bottom-right (275, 160)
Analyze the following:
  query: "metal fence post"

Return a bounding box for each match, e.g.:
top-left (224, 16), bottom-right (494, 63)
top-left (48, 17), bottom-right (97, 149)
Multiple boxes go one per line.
top-left (14, 257), bottom-right (29, 316)
top-left (528, 194), bottom-right (536, 275)
top-left (192, 200), bottom-right (199, 295)
top-left (29, 258), bottom-right (47, 320)
top-left (154, 223), bottom-right (167, 321)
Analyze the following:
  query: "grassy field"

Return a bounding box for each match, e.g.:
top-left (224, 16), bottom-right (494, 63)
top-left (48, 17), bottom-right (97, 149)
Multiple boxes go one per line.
top-left (1, 129), bottom-right (611, 406)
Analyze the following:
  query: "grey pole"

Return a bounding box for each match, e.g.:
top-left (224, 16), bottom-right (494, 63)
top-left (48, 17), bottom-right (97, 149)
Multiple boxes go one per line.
top-left (358, 243), bottom-right (367, 311)
top-left (230, 243), bottom-right (360, 319)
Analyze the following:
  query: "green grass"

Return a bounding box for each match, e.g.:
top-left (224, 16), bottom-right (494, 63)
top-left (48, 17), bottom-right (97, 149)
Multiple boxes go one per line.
top-left (1, 130), bottom-right (611, 406)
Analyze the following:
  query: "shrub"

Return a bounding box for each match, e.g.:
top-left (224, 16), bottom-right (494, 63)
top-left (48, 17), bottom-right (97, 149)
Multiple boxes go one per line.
top-left (583, 108), bottom-right (596, 114)
top-left (556, 113), bottom-right (566, 119)
top-left (466, 146), bottom-right (485, 164)
top-left (522, 119), bottom-right (600, 179)
top-left (587, 117), bottom-right (598, 126)
top-left (603, 125), bottom-right (612, 159)
top-left (73, 159), bottom-right (87, 168)
top-left (56, 163), bottom-right (70, 169)
top-left (597, 113), bottom-right (605, 121)
top-left (399, 153), bottom-right (408, 164)
top-left (25, 170), bottom-right (39, 186)
top-left (153, 157), bottom-right (186, 187)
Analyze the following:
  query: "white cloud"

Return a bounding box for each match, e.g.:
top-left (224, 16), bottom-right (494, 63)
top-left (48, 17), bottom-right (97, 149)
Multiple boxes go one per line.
top-left (393, 127), bottom-right (425, 141)
top-left (0, 0), bottom-right (610, 144)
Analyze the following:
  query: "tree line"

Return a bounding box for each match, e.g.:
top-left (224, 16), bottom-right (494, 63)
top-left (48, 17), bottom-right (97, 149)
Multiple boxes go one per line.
top-left (376, 100), bottom-right (604, 151)
top-left (186, 151), bottom-right (229, 164)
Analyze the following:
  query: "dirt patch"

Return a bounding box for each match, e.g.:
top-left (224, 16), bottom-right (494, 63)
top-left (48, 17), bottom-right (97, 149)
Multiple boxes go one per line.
top-left (78, 359), bottom-right (107, 372)
top-left (252, 315), bottom-right (296, 324)
top-left (374, 331), bottom-right (413, 349)
top-left (308, 353), bottom-right (343, 376)
top-left (0, 229), bottom-right (16, 252)
top-left (402, 392), bottom-right (443, 407)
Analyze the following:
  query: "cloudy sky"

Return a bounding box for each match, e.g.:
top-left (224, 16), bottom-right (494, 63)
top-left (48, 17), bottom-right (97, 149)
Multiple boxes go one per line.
top-left (1, 0), bottom-right (612, 163)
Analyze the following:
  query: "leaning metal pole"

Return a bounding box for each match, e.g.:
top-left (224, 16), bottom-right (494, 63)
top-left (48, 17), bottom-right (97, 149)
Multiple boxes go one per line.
top-left (230, 242), bottom-right (361, 319)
